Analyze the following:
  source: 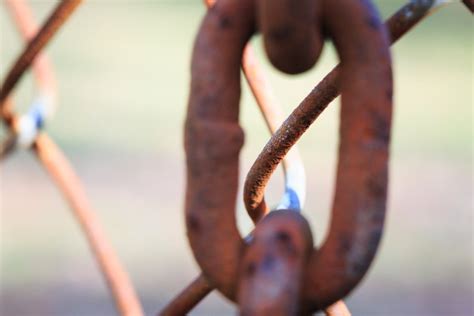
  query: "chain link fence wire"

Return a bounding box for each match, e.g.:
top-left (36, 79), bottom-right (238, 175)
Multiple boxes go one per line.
top-left (1, 0), bottom-right (471, 315)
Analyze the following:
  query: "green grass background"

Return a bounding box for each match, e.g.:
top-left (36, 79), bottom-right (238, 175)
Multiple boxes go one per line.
top-left (1, 1), bottom-right (472, 315)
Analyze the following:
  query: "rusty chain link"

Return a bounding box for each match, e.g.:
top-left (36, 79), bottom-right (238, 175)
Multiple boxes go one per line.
top-left (184, 0), bottom-right (392, 313)
top-left (1, 0), bottom-right (471, 315)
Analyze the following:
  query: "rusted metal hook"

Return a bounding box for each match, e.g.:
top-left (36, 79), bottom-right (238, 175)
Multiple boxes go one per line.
top-left (185, 0), bottom-right (392, 312)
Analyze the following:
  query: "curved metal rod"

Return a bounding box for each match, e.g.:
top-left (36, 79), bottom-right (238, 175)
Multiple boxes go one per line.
top-left (0, 0), bottom-right (82, 111)
top-left (241, 45), bottom-right (307, 220)
top-left (185, 0), bottom-right (392, 311)
top-left (33, 133), bottom-right (144, 316)
top-left (204, 0), bottom-right (307, 222)
top-left (1, 1), bottom-right (144, 313)
top-left (2, 100), bottom-right (144, 315)
top-left (158, 275), bottom-right (212, 316)
top-left (243, 0), bottom-right (453, 232)
top-left (2, 0), bottom-right (57, 154)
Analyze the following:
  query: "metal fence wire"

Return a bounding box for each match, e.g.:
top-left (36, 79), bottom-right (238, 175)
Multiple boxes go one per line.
top-left (1, 0), bottom-right (472, 315)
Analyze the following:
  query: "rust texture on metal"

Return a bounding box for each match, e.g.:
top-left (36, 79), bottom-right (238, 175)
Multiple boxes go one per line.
top-left (207, 0), bottom-right (307, 223)
top-left (238, 210), bottom-right (314, 315)
top-left (185, 0), bottom-right (253, 300)
top-left (257, 0), bottom-right (323, 74)
top-left (241, 43), bottom-right (307, 222)
top-left (185, 0), bottom-right (393, 312)
top-left (243, 0), bottom-right (446, 229)
top-left (2, 0), bottom-right (466, 314)
top-left (159, 0), bottom-right (311, 313)
top-left (161, 41), bottom-right (313, 316)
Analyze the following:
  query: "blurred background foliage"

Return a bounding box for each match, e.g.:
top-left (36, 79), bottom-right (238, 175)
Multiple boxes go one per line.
top-left (0, 1), bottom-right (472, 315)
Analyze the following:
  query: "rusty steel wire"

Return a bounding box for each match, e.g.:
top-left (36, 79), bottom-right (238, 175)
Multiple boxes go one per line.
top-left (2, 104), bottom-right (145, 316)
top-left (0, 0), bottom-right (82, 158)
top-left (1, 0), bottom-right (57, 157)
top-left (243, 0), bottom-right (455, 230)
top-left (159, 275), bottom-right (212, 315)
top-left (33, 133), bottom-right (144, 316)
top-left (1, 0), bottom-right (470, 315)
top-left (0, 1), bottom-right (143, 315)
top-left (242, 44), bottom-right (307, 220)
top-left (0, 0), bottom-right (82, 110)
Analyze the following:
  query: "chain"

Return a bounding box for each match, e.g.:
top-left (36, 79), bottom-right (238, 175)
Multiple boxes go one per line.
top-left (1, 0), bottom-right (470, 315)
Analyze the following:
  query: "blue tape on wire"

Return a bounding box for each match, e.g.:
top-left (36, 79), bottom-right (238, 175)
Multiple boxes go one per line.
top-left (17, 95), bottom-right (48, 146)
